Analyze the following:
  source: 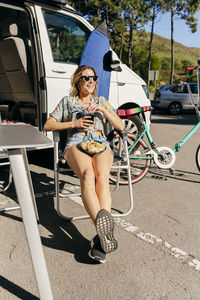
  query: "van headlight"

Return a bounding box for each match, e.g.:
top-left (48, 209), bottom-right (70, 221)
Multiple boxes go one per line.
top-left (142, 85), bottom-right (149, 99)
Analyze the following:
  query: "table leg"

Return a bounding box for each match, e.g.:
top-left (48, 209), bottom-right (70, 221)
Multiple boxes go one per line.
top-left (8, 148), bottom-right (53, 300)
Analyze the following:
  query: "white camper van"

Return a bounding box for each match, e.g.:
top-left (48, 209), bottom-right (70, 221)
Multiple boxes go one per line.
top-left (0, 0), bottom-right (151, 140)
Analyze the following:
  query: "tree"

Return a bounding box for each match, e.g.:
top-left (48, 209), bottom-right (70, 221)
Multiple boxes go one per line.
top-left (151, 54), bottom-right (161, 70)
top-left (164, 0), bottom-right (200, 84)
top-left (181, 59), bottom-right (194, 69)
top-left (146, 0), bottom-right (165, 89)
top-left (120, 0), bottom-right (151, 69)
top-left (68, 0), bottom-right (122, 33)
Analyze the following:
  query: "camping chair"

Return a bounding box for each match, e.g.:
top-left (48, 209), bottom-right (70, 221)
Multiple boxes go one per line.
top-left (53, 129), bottom-right (134, 221)
top-left (0, 149), bottom-right (39, 221)
top-left (0, 117), bottom-right (20, 212)
top-left (0, 151), bottom-right (12, 192)
top-left (0, 150), bottom-right (20, 212)
top-left (0, 150), bottom-right (40, 219)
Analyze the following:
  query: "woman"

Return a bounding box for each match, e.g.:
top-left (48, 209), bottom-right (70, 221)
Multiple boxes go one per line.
top-left (44, 65), bottom-right (124, 263)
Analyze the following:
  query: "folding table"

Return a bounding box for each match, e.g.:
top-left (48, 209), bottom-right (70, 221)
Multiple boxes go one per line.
top-left (0, 124), bottom-right (53, 300)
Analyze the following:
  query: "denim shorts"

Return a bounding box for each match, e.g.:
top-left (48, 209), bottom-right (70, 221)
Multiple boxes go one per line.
top-left (64, 133), bottom-right (112, 154)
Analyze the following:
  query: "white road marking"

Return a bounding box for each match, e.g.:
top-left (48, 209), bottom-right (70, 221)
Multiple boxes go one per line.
top-left (35, 189), bottom-right (200, 273)
top-left (114, 218), bottom-right (200, 273)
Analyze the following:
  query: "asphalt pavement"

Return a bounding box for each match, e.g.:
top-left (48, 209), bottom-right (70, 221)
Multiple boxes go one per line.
top-left (1, 110), bottom-right (200, 300)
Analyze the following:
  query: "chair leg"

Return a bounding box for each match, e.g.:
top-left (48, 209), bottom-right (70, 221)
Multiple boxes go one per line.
top-left (0, 164), bottom-right (20, 213)
top-left (0, 162), bottom-right (12, 192)
top-left (54, 139), bottom-right (134, 221)
top-left (111, 139), bottom-right (134, 217)
top-left (0, 156), bottom-right (39, 222)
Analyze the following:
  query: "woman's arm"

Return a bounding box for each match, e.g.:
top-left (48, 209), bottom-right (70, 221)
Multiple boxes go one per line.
top-left (87, 102), bottom-right (124, 132)
top-left (44, 115), bottom-right (93, 132)
top-left (101, 109), bottom-right (124, 131)
top-left (44, 116), bottom-right (73, 131)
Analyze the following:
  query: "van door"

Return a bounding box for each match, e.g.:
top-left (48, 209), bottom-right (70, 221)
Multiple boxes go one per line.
top-left (34, 5), bottom-right (90, 118)
top-left (0, 3), bottom-right (39, 127)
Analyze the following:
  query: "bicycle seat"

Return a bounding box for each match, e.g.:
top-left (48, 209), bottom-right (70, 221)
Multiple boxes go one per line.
top-left (117, 106), bottom-right (152, 117)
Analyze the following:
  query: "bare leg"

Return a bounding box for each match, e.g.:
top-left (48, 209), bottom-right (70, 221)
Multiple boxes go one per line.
top-left (92, 150), bottom-right (118, 255)
top-left (92, 148), bottom-right (113, 212)
top-left (65, 145), bottom-right (100, 222)
top-left (65, 146), bottom-right (117, 260)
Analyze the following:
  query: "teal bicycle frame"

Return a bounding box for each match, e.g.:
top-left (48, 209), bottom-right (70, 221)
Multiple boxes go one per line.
top-left (113, 68), bottom-right (200, 184)
top-left (128, 81), bottom-right (200, 167)
top-left (173, 105), bottom-right (200, 153)
top-left (173, 69), bottom-right (200, 153)
top-left (128, 122), bottom-right (154, 160)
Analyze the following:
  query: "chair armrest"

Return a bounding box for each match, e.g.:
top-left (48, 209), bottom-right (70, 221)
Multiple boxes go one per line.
top-left (115, 130), bottom-right (128, 141)
top-left (107, 129), bottom-right (128, 143)
top-left (53, 131), bottom-right (60, 142)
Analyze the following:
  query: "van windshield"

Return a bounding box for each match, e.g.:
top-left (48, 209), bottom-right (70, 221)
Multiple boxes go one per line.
top-left (43, 10), bottom-right (90, 64)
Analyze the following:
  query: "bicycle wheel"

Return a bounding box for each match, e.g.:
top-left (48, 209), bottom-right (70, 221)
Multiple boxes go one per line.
top-left (109, 134), bottom-right (151, 184)
top-left (195, 144), bottom-right (200, 172)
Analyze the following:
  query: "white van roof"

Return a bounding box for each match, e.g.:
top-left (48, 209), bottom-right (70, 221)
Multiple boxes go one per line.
top-left (19, 0), bottom-right (76, 11)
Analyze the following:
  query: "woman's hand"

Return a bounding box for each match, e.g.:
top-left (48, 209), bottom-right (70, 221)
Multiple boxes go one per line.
top-left (87, 102), bottom-right (105, 114)
top-left (73, 116), bottom-right (94, 129)
top-left (87, 101), bottom-right (124, 132)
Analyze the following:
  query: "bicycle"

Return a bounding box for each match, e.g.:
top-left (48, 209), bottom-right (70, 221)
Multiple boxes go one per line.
top-left (110, 78), bottom-right (200, 184)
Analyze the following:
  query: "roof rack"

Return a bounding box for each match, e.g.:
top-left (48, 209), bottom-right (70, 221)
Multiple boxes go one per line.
top-left (3, 0), bottom-right (67, 5)
top-left (30, 0), bottom-right (67, 6)
top-left (1, 0), bottom-right (82, 17)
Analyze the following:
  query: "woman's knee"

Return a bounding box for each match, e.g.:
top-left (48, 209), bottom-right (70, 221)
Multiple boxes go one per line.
top-left (81, 168), bottom-right (95, 186)
top-left (95, 172), bottom-right (109, 187)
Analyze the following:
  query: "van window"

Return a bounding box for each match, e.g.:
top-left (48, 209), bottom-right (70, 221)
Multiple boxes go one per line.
top-left (43, 10), bottom-right (90, 64)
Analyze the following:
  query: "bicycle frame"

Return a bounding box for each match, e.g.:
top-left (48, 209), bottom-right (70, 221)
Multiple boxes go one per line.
top-left (173, 76), bottom-right (200, 153)
top-left (128, 106), bottom-right (200, 160)
top-left (128, 86), bottom-right (200, 164)
top-left (116, 68), bottom-right (200, 183)
top-left (128, 117), bottom-right (154, 160)
top-left (173, 106), bottom-right (200, 152)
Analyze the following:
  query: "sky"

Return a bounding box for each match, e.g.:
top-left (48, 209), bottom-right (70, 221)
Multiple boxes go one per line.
top-left (144, 10), bottom-right (200, 48)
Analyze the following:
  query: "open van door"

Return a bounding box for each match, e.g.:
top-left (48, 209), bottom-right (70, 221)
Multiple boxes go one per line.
top-left (33, 4), bottom-right (91, 117)
top-left (0, 2), bottom-right (41, 128)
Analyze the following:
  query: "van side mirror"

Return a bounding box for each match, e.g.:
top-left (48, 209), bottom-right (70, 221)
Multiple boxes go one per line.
top-left (103, 50), bottom-right (122, 72)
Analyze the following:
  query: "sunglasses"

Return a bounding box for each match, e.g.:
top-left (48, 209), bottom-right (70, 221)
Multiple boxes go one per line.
top-left (80, 75), bottom-right (98, 82)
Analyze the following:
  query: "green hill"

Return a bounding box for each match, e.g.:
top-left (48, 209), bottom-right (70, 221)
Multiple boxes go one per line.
top-left (147, 32), bottom-right (200, 85)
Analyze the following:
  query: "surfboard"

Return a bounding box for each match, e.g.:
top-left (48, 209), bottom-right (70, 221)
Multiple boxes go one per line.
top-left (79, 21), bottom-right (111, 100)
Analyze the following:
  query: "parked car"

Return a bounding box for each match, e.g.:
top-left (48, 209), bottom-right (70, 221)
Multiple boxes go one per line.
top-left (154, 84), bottom-right (176, 100)
top-left (0, 0), bottom-right (151, 143)
top-left (152, 83), bottom-right (199, 114)
top-left (158, 84), bottom-right (175, 91)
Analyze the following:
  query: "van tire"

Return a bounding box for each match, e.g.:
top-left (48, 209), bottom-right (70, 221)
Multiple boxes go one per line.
top-left (122, 115), bottom-right (143, 136)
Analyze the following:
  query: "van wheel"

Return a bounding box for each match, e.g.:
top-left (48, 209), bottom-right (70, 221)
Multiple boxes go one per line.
top-left (168, 102), bottom-right (182, 115)
top-left (122, 115), bottom-right (143, 136)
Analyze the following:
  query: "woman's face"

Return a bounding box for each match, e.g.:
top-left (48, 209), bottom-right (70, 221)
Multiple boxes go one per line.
top-left (78, 68), bottom-right (97, 96)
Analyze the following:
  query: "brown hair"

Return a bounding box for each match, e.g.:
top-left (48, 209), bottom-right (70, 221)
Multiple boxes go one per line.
top-left (70, 65), bottom-right (98, 97)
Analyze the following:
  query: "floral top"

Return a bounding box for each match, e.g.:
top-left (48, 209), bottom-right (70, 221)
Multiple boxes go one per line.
top-left (50, 95), bottom-right (115, 138)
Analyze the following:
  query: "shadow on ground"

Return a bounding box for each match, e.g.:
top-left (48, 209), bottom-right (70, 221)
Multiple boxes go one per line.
top-left (151, 109), bottom-right (198, 126)
top-left (0, 167), bottom-right (98, 265)
top-left (0, 161), bottom-right (100, 299)
top-left (0, 276), bottom-right (39, 300)
top-left (147, 166), bottom-right (200, 184)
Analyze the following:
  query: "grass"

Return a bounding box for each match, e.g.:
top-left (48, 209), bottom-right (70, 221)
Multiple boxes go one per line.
top-left (147, 32), bottom-right (200, 85)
